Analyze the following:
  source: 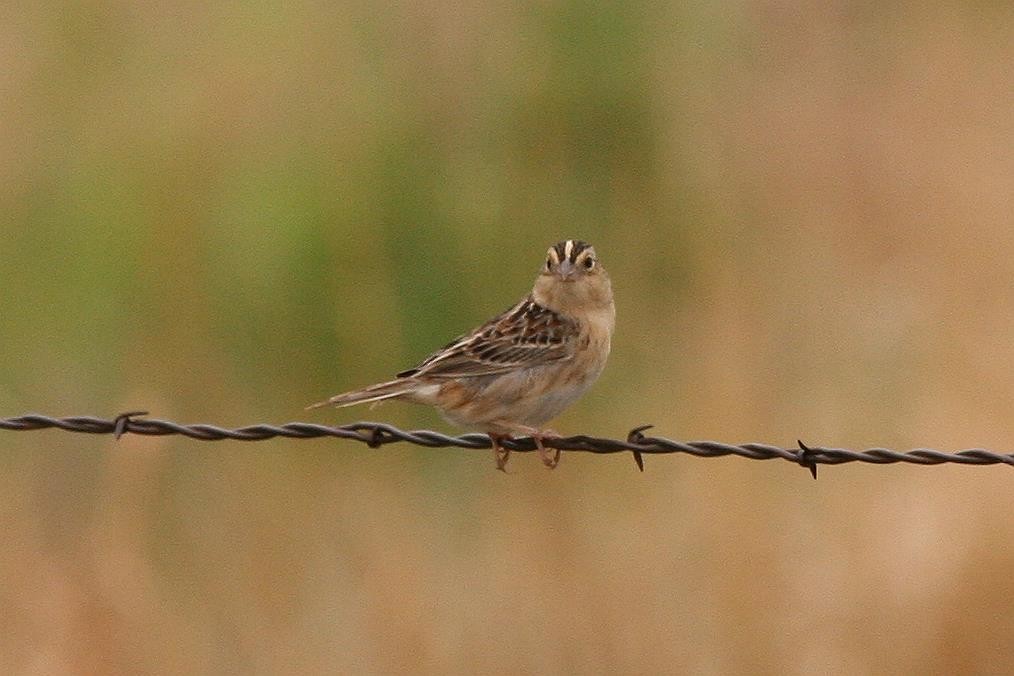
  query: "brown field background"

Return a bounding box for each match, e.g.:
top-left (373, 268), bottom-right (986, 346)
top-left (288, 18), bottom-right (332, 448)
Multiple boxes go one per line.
top-left (1, 2), bottom-right (1012, 674)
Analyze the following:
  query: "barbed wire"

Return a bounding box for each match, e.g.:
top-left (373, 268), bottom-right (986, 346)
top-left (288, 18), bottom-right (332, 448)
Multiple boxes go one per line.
top-left (4, 412), bottom-right (1014, 477)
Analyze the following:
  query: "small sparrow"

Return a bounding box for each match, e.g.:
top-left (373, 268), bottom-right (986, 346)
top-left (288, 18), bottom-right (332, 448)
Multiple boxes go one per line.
top-left (309, 239), bottom-right (615, 470)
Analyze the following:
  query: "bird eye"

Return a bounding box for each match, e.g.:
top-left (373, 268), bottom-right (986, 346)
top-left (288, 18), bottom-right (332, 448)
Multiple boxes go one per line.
top-left (583, 257), bottom-right (595, 270)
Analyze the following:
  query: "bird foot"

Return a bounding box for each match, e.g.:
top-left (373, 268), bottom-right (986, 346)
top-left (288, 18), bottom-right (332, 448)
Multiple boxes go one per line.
top-left (488, 429), bottom-right (562, 470)
top-left (533, 431), bottom-right (562, 469)
top-left (490, 434), bottom-right (511, 472)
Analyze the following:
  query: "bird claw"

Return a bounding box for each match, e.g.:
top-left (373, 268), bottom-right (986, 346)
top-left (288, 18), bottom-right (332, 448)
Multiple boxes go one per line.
top-left (495, 447), bottom-right (510, 472)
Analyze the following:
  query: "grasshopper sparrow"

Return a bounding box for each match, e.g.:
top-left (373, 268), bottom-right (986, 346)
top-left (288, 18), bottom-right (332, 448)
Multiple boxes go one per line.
top-left (309, 239), bottom-right (615, 470)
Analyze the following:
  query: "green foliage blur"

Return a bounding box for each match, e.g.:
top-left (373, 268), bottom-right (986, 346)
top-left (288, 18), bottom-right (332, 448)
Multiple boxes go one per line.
top-left (2, 2), bottom-right (1013, 673)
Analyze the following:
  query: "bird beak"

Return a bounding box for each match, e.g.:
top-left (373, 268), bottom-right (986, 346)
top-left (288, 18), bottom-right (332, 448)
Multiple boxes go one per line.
top-left (556, 260), bottom-right (576, 281)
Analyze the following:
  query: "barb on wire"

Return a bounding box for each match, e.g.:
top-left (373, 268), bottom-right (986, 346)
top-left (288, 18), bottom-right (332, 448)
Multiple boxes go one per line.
top-left (3, 413), bottom-right (1014, 476)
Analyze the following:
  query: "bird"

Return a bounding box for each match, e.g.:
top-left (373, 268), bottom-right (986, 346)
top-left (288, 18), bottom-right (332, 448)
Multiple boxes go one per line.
top-left (308, 239), bottom-right (615, 470)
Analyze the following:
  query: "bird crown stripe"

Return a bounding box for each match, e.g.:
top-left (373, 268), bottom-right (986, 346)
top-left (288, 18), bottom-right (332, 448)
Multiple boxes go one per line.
top-left (552, 240), bottom-right (591, 263)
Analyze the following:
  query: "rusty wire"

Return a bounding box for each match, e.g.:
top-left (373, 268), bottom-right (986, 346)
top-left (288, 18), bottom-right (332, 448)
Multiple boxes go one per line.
top-left (3, 412), bottom-right (1014, 477)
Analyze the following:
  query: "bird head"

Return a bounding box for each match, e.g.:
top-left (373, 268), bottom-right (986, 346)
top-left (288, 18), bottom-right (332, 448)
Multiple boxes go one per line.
top-left (533, 239), bottom-right (613, 313)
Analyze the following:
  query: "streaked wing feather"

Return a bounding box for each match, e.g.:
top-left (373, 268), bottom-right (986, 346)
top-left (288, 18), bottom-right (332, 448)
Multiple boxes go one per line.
top-left (396, 295), bottom-right (577, 379)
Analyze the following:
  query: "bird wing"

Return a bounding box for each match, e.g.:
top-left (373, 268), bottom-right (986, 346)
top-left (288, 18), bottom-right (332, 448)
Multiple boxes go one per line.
top-left (396, 295), bottom-right (578, 379)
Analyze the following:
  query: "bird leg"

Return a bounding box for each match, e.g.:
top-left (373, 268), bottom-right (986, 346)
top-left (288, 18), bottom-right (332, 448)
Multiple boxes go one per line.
top-left (489, 433), bottom-right (511, 472)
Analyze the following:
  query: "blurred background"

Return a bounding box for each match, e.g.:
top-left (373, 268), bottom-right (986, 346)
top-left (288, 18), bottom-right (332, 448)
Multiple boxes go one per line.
top-left (2, 1), bottom-right (1012, 673)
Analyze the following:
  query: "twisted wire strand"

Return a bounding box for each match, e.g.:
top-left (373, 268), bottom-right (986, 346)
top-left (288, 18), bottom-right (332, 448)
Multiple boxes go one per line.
top-left (3, 412), bottom-right (1014, 476)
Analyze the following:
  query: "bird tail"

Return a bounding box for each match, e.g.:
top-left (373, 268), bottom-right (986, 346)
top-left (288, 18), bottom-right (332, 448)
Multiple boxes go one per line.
top-left (306, 379), bottom-right (420, 410)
